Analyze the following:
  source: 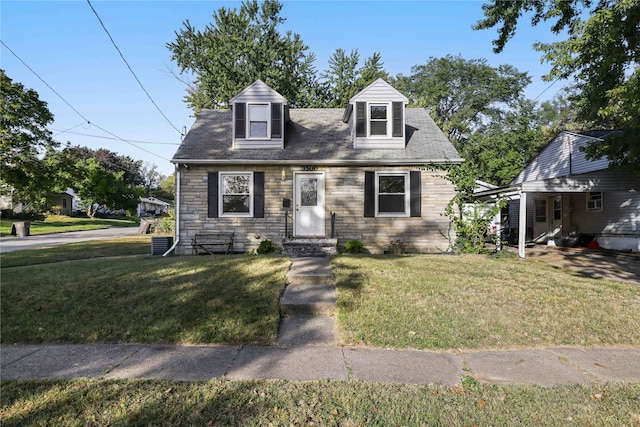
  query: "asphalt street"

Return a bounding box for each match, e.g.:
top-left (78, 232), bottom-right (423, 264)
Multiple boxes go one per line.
top-left (0, 227), bottom-right (139, 253)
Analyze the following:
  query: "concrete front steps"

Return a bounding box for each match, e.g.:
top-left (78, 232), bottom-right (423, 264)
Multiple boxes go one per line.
top-left (282, 238), bottom-right (338, 257)
top-left (277, 257), bottom-right (338, 346)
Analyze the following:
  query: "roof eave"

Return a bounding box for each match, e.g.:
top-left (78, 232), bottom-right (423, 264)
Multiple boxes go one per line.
top-left (171, 158), bottom-right (465, 166)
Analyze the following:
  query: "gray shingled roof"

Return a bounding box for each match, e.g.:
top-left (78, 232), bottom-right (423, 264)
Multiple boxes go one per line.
top-left (172, 108), bottom-right (462, 165)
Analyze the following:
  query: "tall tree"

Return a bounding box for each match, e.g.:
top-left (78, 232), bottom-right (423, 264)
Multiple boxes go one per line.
top-left (0, 69), bottom-right (58, 202)
top-left (168, 0), bottom-right (318, 113)
top-left (395, 55), bottom-right (531, 150)
top-left (74, 158), bottom-right (140, 218)
top-left (321, 50), bottom-right (389, 108)
top-left (474, 0), bottom-right (640, 174)
top-left (68, 146), bottom-right (143, 187)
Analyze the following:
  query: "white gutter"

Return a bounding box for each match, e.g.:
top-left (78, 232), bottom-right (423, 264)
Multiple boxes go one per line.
top-left (162, 165), bottom-right (180, 256)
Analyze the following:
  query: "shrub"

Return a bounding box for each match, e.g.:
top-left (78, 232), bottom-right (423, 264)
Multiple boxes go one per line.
top-left (257, 239), bottom-right (275, 254)
top-left (345, 239), bottom-right (364, 254)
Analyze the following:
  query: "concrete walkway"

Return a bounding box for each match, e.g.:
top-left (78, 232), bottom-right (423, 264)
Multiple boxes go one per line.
top-left (2, 343), bottom-right (639, 386)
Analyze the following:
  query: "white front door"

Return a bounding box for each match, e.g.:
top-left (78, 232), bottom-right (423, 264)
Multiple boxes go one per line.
top-left (294, 173), bottom-right (325, 237)
top-left (549, 195), bottom-right (563, 235)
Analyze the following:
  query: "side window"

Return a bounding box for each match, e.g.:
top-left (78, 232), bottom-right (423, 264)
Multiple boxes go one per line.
top-left (220, 172), bottom-right (253, 217)
top-left (586, 192), bottom-right (603, 212)
top-left (376, 172), bottom-right (409, 217)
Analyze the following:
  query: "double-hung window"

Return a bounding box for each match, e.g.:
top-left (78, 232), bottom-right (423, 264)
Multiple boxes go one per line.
top-left (220, 172), bottom-right (253, 217)
top-left (534, 199), bottom-right (547, 222)
top-left (369, 104), bottom-right (388, 136)
top-left (376, 172), bottom-right (410, 216)
top-left (248, 104), bottom-right (269, 138)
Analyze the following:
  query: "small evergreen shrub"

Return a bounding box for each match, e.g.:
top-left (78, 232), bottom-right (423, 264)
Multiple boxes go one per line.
top-left (345, 239), bottom-right (364, 254)
top-left (256, 239), bottom-right (275, 254)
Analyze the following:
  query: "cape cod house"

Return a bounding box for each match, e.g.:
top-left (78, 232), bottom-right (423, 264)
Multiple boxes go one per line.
top-left (169, 79), bottom-right (462, 255)
top-left (475, 130), bottom-right (639, 256)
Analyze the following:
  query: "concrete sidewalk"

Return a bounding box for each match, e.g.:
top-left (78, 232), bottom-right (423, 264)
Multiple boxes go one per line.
top-left (2, 343), bottom-right (639, 386)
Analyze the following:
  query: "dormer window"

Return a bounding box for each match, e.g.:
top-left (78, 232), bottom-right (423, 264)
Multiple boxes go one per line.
top-left (248, 104), bottom-right (269, 138)
top-left (370, 104), bottom-right (388, 136)
top-left (230, 80), bottom-right (287, 149)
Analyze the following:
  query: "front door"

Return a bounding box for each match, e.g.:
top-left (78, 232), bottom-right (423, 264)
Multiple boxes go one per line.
top-left (548, 195), bottom-right (563, 236)
top-left (294, 173), bottom-right (325, 237)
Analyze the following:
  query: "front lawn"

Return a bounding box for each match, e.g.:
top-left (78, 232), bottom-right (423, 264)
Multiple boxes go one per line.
top-left (0, 215), bottom-right (137, 237)
top-left (0, 236), bottom-right (152, 268)
top-left (333, 254), bottom-right (640, 350)
top-left (2, 379), bottom-right (638, 426)
top-left (1, 255), bottom-right (290, 345)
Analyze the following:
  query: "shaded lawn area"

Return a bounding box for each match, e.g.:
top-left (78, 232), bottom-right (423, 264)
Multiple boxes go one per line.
top-left (0, 236), bottom-right (152, 268)
top-left (332, 254), bottom-right (640, 350)
top-left (2, 379), bottom-right (639, 426)
top-left (1, 255), bottom-right (290, 345)
top-left (0, 216), bottom-right (137, 237)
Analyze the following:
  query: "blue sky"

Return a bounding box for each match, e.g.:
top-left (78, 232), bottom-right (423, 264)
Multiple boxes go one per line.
top-left (1, 0), bottom-right (570, 176)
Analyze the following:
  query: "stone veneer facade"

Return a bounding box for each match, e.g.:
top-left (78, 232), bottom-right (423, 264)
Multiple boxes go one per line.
top-left (176, 164), bottom-right (455, 255)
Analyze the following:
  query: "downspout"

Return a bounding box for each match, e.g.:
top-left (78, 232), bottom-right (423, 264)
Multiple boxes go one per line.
top-left (163, 165), bottom-right (180, 256)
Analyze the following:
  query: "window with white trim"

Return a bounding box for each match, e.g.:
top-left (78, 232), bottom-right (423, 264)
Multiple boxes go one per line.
top-left (586, 192), bottom-right (603, 212)
top-left (369, 104), bottom-right (388, 136)
top-left (376, 172), bottom-right (410, 216)
top-left (248, 104), bottom-right (269, 138)
top-left (220, 172), bottom-right (253, 216)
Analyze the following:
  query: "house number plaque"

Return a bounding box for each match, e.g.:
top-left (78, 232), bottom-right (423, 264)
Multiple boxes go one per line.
top-left (302, 165), bottom-right (318, 171)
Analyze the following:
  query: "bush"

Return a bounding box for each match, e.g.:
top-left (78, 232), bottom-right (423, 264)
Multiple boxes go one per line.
top-left (257, 239), bottom-right (275, 254)
top-left (345, 239), bottom-right (364, 254)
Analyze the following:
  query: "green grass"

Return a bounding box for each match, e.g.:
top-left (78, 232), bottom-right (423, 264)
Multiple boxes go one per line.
top-left (0, 236), bottom-right (152, 268)
top-left (1, 379), bottom-right (638, 426)
top-left (1, 255), bottom-right (291, 345)
top-left (0, 215), bottom-right (137, 237)
top-left (333, 254), bottom-right (640, 350)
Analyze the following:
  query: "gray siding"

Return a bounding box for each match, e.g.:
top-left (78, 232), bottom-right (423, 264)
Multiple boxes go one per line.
top-left (512, 132), bottom-right (611, 184)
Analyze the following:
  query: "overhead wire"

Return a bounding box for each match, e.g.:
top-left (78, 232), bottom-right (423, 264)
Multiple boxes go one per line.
top-left (51, 127), bottom-right (180, 145)
top-left (86, 0), bottom-right (183, 137)
top-left (1, 40), bottom-right (172, 162)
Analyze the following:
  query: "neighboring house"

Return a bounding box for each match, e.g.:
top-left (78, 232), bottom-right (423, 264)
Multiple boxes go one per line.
top-left (137, 197), bottom-right (172, 217)
top-left (475, 130), bottom-right (639, 256)
top-left (170, 79), bottom-right (462, 255)
top-left (0, 185), bottom-right (74, 216)
top-left (47, 192), bottom-right (74, 216)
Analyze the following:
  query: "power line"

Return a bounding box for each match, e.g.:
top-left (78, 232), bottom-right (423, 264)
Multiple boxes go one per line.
top-left (86, 0), bottom-right (183, 137)
top-left (1, 40), bottom-right (92, 124)
top-left (533, 76), bottom-right (561, 101)
top-left (1, 40), bottom-right (171, 162)
top-left (51, 127), bottom-right (180, 145)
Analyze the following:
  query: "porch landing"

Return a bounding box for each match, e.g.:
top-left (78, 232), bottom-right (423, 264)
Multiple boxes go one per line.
top-left (282, 238), bottom-right (338, 257)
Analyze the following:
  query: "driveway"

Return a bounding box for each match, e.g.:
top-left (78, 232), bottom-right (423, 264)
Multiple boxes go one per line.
top-left (523, 245), bottom-right (640, 286)
top-left (0, 227), bottom-right (139, 253)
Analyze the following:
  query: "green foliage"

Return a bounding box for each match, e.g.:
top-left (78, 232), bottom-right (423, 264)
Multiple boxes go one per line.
top-left (475, 0), bottom-right (640, 174)
top-left (167, 0), bottom-right (319, 112)
top-left (321, 49), bottom-right (389, 108)
top-left (74, 158), bottom-right (140, 218)
top-left (0, 69), bottom-right (58, 202)
top-left (155, 208), bottom-right (175, 234)
top-left (428, 163), bottom-right (505, 253)
top-left (256, 239), bottom-right (275, 254)
top-left (344, 239), bottom-right (364, 254)
top-left (394, 55), bottom-right (531, 150)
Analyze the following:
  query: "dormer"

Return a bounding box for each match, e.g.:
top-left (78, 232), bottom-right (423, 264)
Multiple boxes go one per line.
top-left (343, 78), bottom-right (408, 149)
top-left (230, 80), bottom-right (288, 149)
